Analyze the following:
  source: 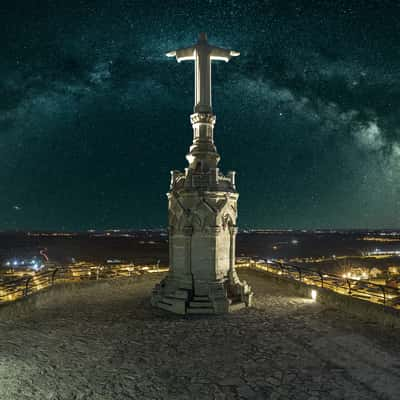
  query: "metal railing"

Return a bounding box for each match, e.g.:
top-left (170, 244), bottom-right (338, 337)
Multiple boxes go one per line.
top-left (2, 257), bottom-right (400, 310)
top-left (0, 261), bottom-right (168, 305)
top-left (246, 259), bottom-right (400, 308)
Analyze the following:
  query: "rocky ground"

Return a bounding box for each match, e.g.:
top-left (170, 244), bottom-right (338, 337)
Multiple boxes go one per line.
top-left (0, 270), bottom-right (400, 400)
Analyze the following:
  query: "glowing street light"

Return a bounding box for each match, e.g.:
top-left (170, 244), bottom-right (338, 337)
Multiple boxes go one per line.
top-left (311, 289), bottom-right (318, 301)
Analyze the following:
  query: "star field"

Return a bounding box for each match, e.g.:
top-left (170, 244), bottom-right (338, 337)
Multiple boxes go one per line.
top-left (0, 0), bottom-right (399, 230)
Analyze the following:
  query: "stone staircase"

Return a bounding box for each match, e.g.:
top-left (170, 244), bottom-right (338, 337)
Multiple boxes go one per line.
top-left (187, 295), bottom-right (214, 314)
top-left (156, 288), bottom-right (189, 315)
top-left (154, 287), bottom-right (247, 315)
top-left (155, 289), bottom-right (215, 315)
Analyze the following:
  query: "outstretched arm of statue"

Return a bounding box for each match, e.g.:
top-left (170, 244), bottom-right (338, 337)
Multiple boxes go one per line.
top-left (166, 47), bottom-right (195, 62)
top-left (210, 47), bottom-right (240, 62)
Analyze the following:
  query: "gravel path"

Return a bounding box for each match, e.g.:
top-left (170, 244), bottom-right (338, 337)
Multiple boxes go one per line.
top-left (0, 270), bottom-right (399, 400)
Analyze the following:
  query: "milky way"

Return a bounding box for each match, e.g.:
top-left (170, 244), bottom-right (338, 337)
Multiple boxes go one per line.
top-left (0, 0), bottom-right (399, 230)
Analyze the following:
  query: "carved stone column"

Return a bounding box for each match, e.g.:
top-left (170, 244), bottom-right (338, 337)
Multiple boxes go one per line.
top-left (183, 226), bottom-right (193, 280)
top-left (229, 226), bottom-right (239, 282)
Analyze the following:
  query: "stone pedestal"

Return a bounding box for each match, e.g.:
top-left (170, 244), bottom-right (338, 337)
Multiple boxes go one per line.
top-left (151, 136), bottom-right (253, 315)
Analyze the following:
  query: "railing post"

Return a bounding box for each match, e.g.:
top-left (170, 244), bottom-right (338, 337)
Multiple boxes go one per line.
top-left (24, 277), bottom-right (32, 297)
top-left (318, 271), bottom-right (324, 288)
top-left (278, 262), bottom-right (284, 275)
top-left (346, 279), bottom-right (352, 295)
top-left (294, 265), bottom-right (302, 282)
top-left (381, 286), bottom-right (386, 306)
top-left (51, 269), bottom-right (58, 285)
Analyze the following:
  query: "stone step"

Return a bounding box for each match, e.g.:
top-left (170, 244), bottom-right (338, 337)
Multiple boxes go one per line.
top-left (228, 302), bottom-right (246, 312)
top-left (187, 307), bottom-right (215, 315)
top-left (192, 295), bottom-right (210, 302)
top-left (157, 300), bottom-right (175, 311)
top-left (163, 295), bottom-right (183, 303)
top-left (157, 297), bottom-right (186, 315)
top-left (189, 301), bottom-right (213, 308)
top-left (171, 289), bottom-right (190, 300)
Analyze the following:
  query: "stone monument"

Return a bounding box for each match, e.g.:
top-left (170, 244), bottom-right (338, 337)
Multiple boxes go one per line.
top-left (151, 33), bottom-right (253, 314)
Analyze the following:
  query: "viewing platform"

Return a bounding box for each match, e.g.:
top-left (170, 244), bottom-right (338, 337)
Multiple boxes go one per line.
top-left (1, 269), bottom-right (399, 399)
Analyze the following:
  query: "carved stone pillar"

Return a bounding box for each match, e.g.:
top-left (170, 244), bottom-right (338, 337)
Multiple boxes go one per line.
top-left (229, 226), bottom-right (238, 281)
top-left (183, 226), bottom-right (193, 279)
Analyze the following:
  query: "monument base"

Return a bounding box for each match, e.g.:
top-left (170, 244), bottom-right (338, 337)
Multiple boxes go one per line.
top-left (151, 272), bottom-right (253, 315)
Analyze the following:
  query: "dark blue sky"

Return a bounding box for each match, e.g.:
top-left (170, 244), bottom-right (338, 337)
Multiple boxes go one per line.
top-left (0, 0), bottom-right (399, 230)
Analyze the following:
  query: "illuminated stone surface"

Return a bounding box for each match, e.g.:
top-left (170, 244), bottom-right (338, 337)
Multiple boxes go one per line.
top-left (151, 33), bottom-right (252, 314)
top-left (1, 271), bottom-right (400, 400)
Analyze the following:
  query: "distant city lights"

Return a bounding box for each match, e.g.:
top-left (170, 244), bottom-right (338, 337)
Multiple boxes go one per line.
top-left (342, 271), bottom-right (369, 281)
top-left (366, 249), bottom-right (400, 256)
top-left (3, 257), bottom-right (46, 271)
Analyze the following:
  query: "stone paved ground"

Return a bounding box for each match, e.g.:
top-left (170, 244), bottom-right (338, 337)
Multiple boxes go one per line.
top-left (1, 270), bottom-right (400, 400)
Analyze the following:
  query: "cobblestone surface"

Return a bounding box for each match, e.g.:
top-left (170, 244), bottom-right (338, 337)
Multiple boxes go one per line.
top-left (1, 270), bottom-right (400, 400)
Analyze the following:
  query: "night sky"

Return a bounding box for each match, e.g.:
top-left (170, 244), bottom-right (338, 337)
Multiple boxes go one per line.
top-left (1, 0), bottom-right (399, 230)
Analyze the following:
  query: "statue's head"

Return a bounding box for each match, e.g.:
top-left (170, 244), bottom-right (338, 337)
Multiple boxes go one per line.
top-left (198, 32), bottom-right (208, 43)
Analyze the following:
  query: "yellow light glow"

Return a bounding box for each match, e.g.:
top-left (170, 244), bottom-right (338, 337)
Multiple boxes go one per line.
top-left (311, 289), bottom-right (317, 301)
